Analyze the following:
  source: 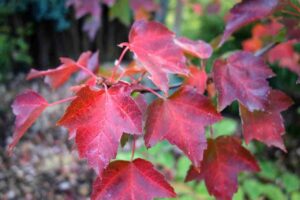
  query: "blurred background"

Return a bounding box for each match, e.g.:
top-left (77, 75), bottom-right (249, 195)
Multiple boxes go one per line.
top-left (0, 0), bottom-right (299, 199)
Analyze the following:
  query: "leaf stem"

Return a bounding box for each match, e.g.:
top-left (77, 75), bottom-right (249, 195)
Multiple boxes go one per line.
top-left (137, 85), bottom-right (165, 99)
top-left (281, 10), bottom-right (300, 17)
top-left (288, 0), bottom-right (300, 13)
top-left (131, 135), bottom-right (136, 161)
top-left (254, 42), bottom-right (278, 57)
top-left (209, 126), bottom-right (214, 138)
top-left (110, 46), bottom-right (130, 82)
top-left (135, 83), bottom-right (182, 94)
top-left (48, 96), bottom-right (77, 107)
top-left (76, 63), bottom-right (98, 80)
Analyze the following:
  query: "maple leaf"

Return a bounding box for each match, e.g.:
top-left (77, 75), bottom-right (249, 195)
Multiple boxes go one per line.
top-left (145, 86), bottom-right (222, 167)
top-left (267, 40), bottom-right (300, 83)
top-left (239, 90), bottom-right (293, 151)
top-left (91, 158), bottom-right (176, 200)
top-left (185, 136), bottom-right (260, 200)
top-left (220, 0), bottom-right (278, 46)
top-left (213, 51), bottom-right (274, 112)
top-left (174, 37), bottom-right (213, 59)
top-left (8, 90), bottom-right (48, 155)
top-left (183, 65), bottom-right (207, 94)
top-left (57, 83), bottom-right (143, 175)
top-left (127, 20), bottom-right (188, 93)
top-left (27, 51), bottom-right (92, 89)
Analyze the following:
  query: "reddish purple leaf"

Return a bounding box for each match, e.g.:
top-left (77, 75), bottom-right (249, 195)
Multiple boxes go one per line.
top-left (66, 0), bottom-right (100, 19)
top-left (213, 51), bottom-right (274, 112)
top-left (66, 0), bottom-right (102, 40)
top-left (185, 136), bottom-right (260, 200)
top-left (27, 51), bottom-right (92, 89)
top-left (91, 158), bottom-right (176, 200)
top-left (8, 90), bottom-right (48, 155)
top-left (128, 20), bottom-right (188, 93)
top-left (57, 83), bottom-right (142, 175)
top-left (220, 0), bottom-right (278, 46)
top-left (239, 90), bottom-right (293, 151)
top-left (145, 87), bottom-right (222, 167)
top-left (83, 17), bottom-right (101, 40)
top-left (174, 37), bottom-right (213, 59)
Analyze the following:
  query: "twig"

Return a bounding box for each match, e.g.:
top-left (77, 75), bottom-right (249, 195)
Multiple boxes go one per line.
top-left (48, 96), bottom-right (76, 107)
top-left (131, 136), bottom-right (136, 161)
top-left (254, 42), bottom-right (279, 57)
top-left (134, 83), bottom-right (182, 94)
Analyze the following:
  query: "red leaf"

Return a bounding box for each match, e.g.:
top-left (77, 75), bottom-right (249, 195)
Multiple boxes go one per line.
top-left (8, 90), bottom-right (48, 155)
top-left (220, 0), bottom-right (278, 46)
top-left (267, 40), bottom-right (300, 83)
top-left (174, 37), bottom-right (213, 59)
top-left (145, 87), bottom-right (222, 167)
top-left (91, 158), bottom-right (176, 200)
top-left (185, 136), bottom-right (260, 200)
top-left (239, 90), bottom-right (293, 151)
top-left (213, 51), bottom-right (274, 112)
top-left (184, 66), bottom-right (207, 94)
top-left (128, 20), bottom-right (188, 93)
top-left (27, 51), bottom-right (92, 89)
top-left (57, 83), bottom-right (143, 175)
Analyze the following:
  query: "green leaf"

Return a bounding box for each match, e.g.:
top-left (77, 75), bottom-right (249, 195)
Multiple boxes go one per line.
top-left (291, 192), bottom-right (300, 200)
top-left (110, 0), bottom-right (131, 26)
top-left (261, 184), bottom-right (286, 200)
top-left (233, 188), bottom-right (244, 200)
top-left (207, 117), bottom-right (238, 137)
top-left (176, 156), bottom-right (191, 180)
top-left (243, 179), bottom-right (263, 200)
top-left (258, 161), bottom-right (279, 180)
top-left (282, 172), bottom-right (300, 193)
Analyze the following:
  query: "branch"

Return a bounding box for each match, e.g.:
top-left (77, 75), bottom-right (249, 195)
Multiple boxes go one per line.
top-left (134, 83), bottom-right (182, 94)
top-left (254, 42), bottom-right (279, 57)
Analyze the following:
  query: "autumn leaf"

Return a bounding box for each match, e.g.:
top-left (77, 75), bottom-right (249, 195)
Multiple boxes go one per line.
top-left (91, 158), bottom-right (176, 200)
top-left (213, 51), bottom-right (274, 112)
top-left (127, 20), bottom-right (188, 93)
top-left (57, 83), bottom-right (143, 175)
top-left (27, 51), bottom-right (92, 89)
top-left (8, 90), bottom-right (48, 155)
top-left (239, 90), bottom-right (293, 151)
top-left (174, 37), bottom-right (213, 59)
top-left (145, 86), bottom-right (222, 167)
top-left (185, 136), bottom-right (260, 200)
top-left (220, 0), bottom-right (278, 46)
